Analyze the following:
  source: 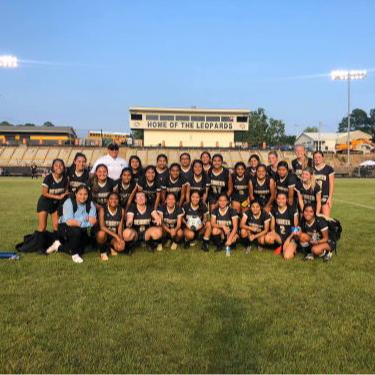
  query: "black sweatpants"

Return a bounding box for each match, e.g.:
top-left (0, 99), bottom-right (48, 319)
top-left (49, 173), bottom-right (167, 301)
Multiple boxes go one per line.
top-left (58, 223), bottom-right (88, 256)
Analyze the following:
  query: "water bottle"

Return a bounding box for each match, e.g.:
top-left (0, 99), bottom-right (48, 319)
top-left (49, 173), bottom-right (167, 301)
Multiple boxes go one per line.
top-left (225, 246), bottom-right (231, 257)
top-left (0, 252), bottom-right (20, 260)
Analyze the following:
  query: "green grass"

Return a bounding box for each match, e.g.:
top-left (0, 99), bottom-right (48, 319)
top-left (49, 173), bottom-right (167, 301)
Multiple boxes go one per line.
top-left (1, 177), bottom-right (375, 374)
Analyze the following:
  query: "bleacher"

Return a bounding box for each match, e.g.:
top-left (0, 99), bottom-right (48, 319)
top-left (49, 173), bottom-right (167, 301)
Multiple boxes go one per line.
top-left (0, 145), bottom-right (368, 176)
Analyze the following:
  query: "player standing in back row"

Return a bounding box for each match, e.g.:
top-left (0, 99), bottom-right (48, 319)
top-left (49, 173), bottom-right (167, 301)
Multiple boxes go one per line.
top-left (313, 151), bottom-right (335, 217)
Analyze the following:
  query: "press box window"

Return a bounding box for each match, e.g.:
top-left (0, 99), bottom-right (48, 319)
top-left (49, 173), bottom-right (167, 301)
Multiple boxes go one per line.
top-left (131, 114), bottom-right (143, 120)
top-left (206, 116), bottom-right (220, 122)
top-left (175, 115), bottom-right (190, 121)
top-left (191, 116), bottom-right (205, 122)
top-left (146, 114), bottom-right (159, 120)
top-left (160, 115), bottom-right (175, 121)
top-left (237, 116), bottom-right (248, 123)
top-left (221, 116), bottom-right (233, 122)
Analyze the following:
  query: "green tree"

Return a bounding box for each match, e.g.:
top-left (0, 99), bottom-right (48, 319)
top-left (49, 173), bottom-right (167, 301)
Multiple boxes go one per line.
top-left (234, 108), bottom-right (289, 145)
top-left (338, 108), bottom-right (371, 133)
top-left (303, 126), bottom-right (319, 132)
top-left (132, 129), bottom-right (144, 140)
top-left (43, 121), bottom-right (55, 127)
top-left (0, 121), bottom-right (13, 126)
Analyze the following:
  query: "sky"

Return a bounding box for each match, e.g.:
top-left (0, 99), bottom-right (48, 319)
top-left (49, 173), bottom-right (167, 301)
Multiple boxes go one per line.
top-left (0, 0), bottom-right (374, 136)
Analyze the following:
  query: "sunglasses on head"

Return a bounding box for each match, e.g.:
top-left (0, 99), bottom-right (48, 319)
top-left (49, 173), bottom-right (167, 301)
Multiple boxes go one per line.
top-left (108, 144), bottom-right (119, 151)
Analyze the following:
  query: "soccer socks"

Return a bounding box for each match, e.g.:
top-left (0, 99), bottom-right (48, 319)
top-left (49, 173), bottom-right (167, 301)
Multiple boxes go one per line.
top-left (98, 242), bottom-right (109, 255)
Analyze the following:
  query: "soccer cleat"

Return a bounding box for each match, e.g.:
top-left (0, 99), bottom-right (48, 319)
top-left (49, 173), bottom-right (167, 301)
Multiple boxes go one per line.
top-left (46, 240), bottom-right (61, 254)
top-left (201, 241), bottom-right (209, 252)
top-left (245, 245), bottom-right (252, 254)
top-left (157, 243), bottom-right (163, 252)
top-left (303, 253), bottom-right (314, 261)
top-left (323, 251), bottom-right (332, 262)
top-left (72, 254), bottom-right (84, 263)
top-left (110, 248), bottom-right (118, 256)
top-left (274, 246), bottom-right (282, 255)
top-left (258, 245), bottom-right (264, 252)
top-left (170, 242), bottom-right (178, 251)
top-left (190, 240), bottom-right (197, 247)
top-left (100, 253), bottom-right (109, 261)
top-left (183, 241), bottom-right (190, 249)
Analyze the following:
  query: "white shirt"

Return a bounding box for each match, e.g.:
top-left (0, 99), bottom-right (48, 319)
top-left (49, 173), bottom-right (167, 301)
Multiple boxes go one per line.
top-left (90, 154), bottom-right (128, 180)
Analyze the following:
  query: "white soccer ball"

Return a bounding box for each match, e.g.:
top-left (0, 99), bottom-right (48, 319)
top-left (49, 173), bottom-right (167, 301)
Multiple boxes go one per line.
top-left (187, 216), bottom-right (202, 230)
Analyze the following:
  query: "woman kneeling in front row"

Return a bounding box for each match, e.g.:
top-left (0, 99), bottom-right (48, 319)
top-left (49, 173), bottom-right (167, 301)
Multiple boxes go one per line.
top-left (265, 192), bottom-right (299, 260)
top-left (46, 185), bottom-right (96, 263)
top-left (240, 200), bottom-right (270, 253)
top-left (294, 203), bottom-right (333, 262)
top-left (96, 192), bottom-right (126, 261)
top-left (211, 194), bottom-right (239, 253)
top-left (123, 191), bottom-right (162, 252)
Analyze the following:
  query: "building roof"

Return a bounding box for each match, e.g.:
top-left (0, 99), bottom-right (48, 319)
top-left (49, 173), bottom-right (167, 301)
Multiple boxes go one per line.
top-left (0, 125), bottom-right (77, 136)
top-left (129, 106), bottom-right (250, 114)
top-left (298, 132), bottom-right (340, 141)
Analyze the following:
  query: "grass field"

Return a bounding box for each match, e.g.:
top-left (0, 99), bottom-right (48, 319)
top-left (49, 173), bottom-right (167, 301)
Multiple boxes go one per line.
top-left (1, 177), bottom-right (375, 374)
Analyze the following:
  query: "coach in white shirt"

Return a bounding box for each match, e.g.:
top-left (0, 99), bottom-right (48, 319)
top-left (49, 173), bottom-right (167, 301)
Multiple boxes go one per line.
top-left (90, 143), bottom-right (128, 180)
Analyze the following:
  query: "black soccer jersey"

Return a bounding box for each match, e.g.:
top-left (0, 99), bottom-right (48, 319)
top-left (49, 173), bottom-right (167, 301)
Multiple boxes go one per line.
top-left (90, 178), bottom-right (114, 206)
top-left (291, 157), bottom-right (313, 180)
top-left (313, 164), bottom-right (335, 197)
top-left (232, 173), bottom-right (250, 202)
top-left (67, 169), bottom-right (89, 192)
top-left (131, 169), bottom-right (144, 185)
top-left (163, 176), bottom-right (185, 202)
top-left (180, 166), bottom-right (193, 183)
top-left (42, 173), bottom-right (68, 196)
top-left (300, 216), bottom-right (328, 241)
top-left (271, 206), bottom-right (298, 240)
top-left (103, 205), bottom-right (123, 233)
top-left (128, 204), bottom-right (154, 233)
top-left (207, 168), bottom-right (229, 201)
top-left (182, 201), bottom-right (209, 221)
top-left (295, 180), bottom-right (321, 209)
top-left (137, 178), bottom-right (160, 207)
top-left (157, 204), bottom-right (184, 229)
top-left (116, 180), bottom-right (136, 208)
top-left (267, 165), bottom-right (278, 181)
top-left (245, 167), bottom-right (257, 179)
top-left (275, 173), bottom-right (297, 195)
top-left (212, 206), bottom-right (238, 229)
top-left (251, 176), bottom-right (272, 208)
top-left (243, 210), bottom-right (270, 233)
top-left (156, 168), bottom-right (169, 189)
top-left (187, 175), bottom-right (209, 198)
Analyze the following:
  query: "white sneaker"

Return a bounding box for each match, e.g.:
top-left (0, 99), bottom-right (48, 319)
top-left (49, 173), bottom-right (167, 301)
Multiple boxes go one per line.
top-left (190, 241), bottom-right (197, 247)
top-left (170, 242), bottom-right (178, 251)
top-left (100, 253), bottom-right (109, 261)
top-left (245, 245), bottom-right (252, 254)
top-left (46, 240), bottom-right (61, 254)
top-left (157, 243), bottom-right (163, 252)
top-left (72, 254), bottom-right (83, 263)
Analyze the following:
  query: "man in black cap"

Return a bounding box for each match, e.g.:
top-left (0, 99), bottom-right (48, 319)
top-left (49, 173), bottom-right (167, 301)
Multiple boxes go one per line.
top-left (90, 143), bottom-right (128, 180)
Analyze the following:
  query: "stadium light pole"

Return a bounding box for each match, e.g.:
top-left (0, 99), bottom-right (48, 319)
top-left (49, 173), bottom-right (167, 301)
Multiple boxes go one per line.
top-left (0, 55), bottom-right (18, 68)
top-left (331, 69), bottom-right (367, 167)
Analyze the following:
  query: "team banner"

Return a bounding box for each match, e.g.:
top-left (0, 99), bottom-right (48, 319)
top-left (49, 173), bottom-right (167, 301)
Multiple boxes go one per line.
top-left (131, 120), bottom-right (248, 131)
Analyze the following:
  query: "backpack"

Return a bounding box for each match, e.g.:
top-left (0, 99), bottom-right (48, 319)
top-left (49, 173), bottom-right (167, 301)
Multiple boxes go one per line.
top-left (318, 215), bottom-right (342, 253)
top-left (15, 231), bottom-right (55, 253)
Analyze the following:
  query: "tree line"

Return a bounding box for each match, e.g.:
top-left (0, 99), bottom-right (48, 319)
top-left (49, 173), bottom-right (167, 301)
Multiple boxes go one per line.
top-left (0, 121), bottom-right (55, 127)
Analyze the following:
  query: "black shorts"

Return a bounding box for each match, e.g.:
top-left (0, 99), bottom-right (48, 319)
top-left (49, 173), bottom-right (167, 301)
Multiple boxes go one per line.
top-left (231, 194), bottom-right (248, 204)
top-left (208, 195), bottom-right (218, 205)
top-left (322, 195), bottom-right (329, 205)
top-left (37, 196), bottom-right (60, 214)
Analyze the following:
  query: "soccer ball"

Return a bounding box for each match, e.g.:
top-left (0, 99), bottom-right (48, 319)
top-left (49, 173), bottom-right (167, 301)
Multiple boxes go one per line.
top-left (187, 216), bottom-right (202, 231)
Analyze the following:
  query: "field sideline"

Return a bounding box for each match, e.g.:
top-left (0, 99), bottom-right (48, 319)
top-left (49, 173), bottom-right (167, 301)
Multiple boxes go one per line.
top-left (1, 177), bottom-right (375, 373)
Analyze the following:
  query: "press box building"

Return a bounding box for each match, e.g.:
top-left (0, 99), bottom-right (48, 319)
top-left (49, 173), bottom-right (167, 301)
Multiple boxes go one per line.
top-left (129, 107), bottom-right (250, 147)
